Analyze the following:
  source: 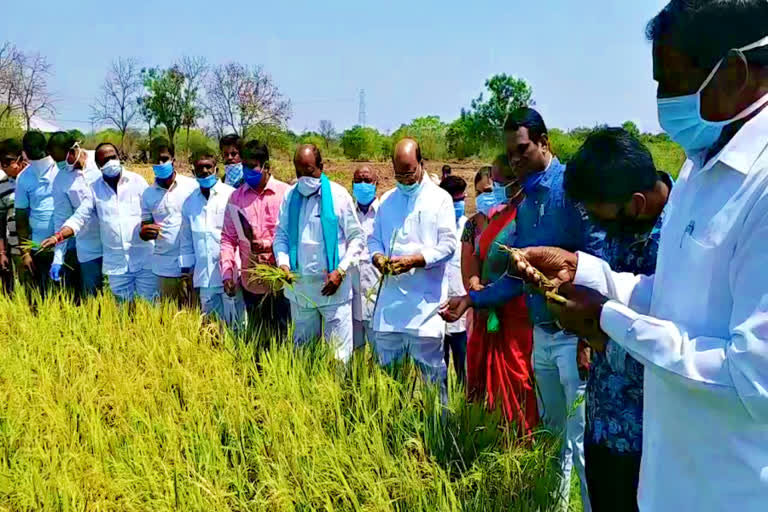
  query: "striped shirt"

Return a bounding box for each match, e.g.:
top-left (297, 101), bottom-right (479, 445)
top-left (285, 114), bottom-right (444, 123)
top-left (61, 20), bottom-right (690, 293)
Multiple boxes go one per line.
top-left (0, 176), bottom-right (19, 255)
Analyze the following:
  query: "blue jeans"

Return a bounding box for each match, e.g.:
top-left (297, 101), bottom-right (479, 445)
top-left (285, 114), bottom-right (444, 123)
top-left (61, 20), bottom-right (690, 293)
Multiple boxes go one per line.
top-left (108, 269), bottom-right (159, 303)
top-left (79, 257), bottom-right (103, 297)
top-left (533, 326), bottom-right (591, 512)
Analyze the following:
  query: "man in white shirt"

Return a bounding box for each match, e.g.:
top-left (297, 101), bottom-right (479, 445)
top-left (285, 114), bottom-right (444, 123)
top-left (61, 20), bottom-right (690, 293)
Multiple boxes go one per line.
top-left (369, 138), bottom-right (457, 403)
top-left (41, 143), bottom-right (157, 303)
top-left (179, 150), bottom-right (235, 319)
top-left (350, 165), bottom-right (381, 350)
top-left (140, 139), bottom-right (198, 304)
top-left (513, 3), bottom-right (768, 510)
top-left (273, 144), bottom-right (364, 362)
top-left (15, 131), bottom-right (58, 295)
top-left (48, 133), bottom-right (103, 299)
top-left (439, 175), bottom-right (469, 383)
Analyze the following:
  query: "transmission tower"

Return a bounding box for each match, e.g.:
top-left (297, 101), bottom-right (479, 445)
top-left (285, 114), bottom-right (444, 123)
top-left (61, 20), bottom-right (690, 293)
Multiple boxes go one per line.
top-left (358, 89), bottom-right (367, 127)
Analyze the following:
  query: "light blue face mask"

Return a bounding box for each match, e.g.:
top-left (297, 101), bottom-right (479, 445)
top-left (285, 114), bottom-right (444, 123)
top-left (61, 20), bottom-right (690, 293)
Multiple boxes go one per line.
top-left (353, 182), bottom-right (376, 206)
top-left (475, 192), bottom-right (498, 216)
top-left (396, 181), bottom-right (421, 196)
top-left (197, 173), bottom-right (217, 189)
top-left (493, 181), bottom-right (512, 204)
top-left (153, 161), bottom-right (174, 180)
top-left (658, 34), bottom-right (768, 156)
top-left (453, 200), bottom-right (465, 220)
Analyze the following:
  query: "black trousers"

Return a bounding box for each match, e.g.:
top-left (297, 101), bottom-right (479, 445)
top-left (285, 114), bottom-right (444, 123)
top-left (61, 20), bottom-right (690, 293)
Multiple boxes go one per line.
top-left (585, 442), bottom-right (641, 512)
top-left (242, 289), bottom-right (291, 339)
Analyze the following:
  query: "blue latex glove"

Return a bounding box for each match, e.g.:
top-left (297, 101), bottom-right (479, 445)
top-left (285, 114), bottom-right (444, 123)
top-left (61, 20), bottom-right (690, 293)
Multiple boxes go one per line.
top-left (49, 263), bottom-right (62, 282)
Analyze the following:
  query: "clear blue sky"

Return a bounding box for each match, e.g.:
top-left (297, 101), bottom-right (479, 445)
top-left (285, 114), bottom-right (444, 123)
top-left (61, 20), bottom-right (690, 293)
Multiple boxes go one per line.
top-left (3, 0), bottom-right (669, 134)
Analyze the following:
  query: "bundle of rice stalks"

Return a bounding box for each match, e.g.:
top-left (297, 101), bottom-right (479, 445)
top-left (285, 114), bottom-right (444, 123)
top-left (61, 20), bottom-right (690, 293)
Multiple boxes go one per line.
top-left (243, 263), bottom-right (297, 293)
top-left (497, 244), bottom-right (567, 305)
top-left (19, 239), bottom-right (51, 255)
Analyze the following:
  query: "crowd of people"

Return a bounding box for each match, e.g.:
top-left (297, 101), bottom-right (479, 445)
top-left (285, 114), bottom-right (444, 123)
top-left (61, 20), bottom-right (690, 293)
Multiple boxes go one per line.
top-left (1, 1), bottom-right (768, 511)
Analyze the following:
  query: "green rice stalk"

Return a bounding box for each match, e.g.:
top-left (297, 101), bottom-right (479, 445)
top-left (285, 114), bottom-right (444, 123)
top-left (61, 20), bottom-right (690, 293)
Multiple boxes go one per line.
top-left (242, 263), bottom-right (297, 293)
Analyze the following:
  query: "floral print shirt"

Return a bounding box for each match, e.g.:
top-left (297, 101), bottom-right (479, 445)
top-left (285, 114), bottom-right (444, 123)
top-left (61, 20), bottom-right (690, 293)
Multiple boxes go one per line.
top-left (586, 172), bottom-right (672, 453)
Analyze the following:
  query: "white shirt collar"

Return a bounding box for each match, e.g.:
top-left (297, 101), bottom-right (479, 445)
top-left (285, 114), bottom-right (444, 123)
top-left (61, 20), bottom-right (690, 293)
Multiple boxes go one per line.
top-left (701, 105), bottom-right (768, 175)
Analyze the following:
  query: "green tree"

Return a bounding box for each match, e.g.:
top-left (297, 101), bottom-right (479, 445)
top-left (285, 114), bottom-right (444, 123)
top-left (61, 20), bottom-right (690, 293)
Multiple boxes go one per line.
top-left (469, 74), bottom-right (534, 137)
top-left (140, 65), bottom-right (202, 154)
top-left (622, 120), bottom-right (641, 139)
top-left (391, 116), bottom-right (448, 160)
top-left (340, 126), bottom-right (388, 160)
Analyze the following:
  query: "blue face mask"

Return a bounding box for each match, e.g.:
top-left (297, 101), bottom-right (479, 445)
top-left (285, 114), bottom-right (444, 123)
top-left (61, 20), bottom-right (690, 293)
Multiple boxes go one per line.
top-left (353, 182), bottom-right (376, 206)
top-left (153, 161), bottom-right (174, 180)
top-left (225, 163), bottom-right (243, 186)
top-left (658, 35), bottom-right (768, 156)
top-left (493, 181), bottom-right (513, 204)
top-left (396, 181), bottom-right (421, 197)
top-left (197, 173), bottom-right (218, 189)
top-left (475, 192), bottom-right (497, 216)
top-left (243, 165), bottom-right (263, 189)
top-left (453, 200), bottom-right (465, 220)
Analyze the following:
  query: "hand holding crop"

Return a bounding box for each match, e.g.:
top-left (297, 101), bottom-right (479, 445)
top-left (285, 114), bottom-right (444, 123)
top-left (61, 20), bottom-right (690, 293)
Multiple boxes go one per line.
top-left (388, 254), bottom-right (425, 275)
top-left (511, 246), bottom-right (578, 289)
top-left (372, 253), bottom-right (390, 274)
top-left (223, 279), bottom-right (237, 297)
top-left (547, 283), bottom-right (609, 343)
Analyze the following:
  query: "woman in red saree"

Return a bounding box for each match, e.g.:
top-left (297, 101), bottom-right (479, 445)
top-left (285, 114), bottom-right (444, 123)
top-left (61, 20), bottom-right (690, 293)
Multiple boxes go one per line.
top-left (460, 160), bottom-right (537, 435)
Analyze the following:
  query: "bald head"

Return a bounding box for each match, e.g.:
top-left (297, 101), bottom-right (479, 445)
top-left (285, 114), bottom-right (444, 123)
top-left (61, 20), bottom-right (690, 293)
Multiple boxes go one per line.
top-left (353, 165), bottom-right (378, 185)
top-left (392, 138), bottom-right (423, 185)
top-left (294, 144), bottom-right (323, 178)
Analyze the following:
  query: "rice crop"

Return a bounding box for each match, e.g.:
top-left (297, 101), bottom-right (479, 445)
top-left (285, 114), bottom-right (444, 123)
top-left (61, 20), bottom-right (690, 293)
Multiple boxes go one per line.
top-left (497, 244), bottom-right (567, 305)
top-left (0, 289), bottom-right (566, 511)
top-left (242, 263), bottom-right (297, 293)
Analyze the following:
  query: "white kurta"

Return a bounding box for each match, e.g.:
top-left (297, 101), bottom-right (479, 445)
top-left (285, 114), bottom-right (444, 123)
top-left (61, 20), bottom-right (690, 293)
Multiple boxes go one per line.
top-left (444, 215), bottom-right (467, 334)
top-left (368, 178), bottom-right (457, 339)
top-left (350, 199), bottom-right (381, 323)
top-left (575, 108), bottom-right (768, 512)
top-left (273, 181), bottom-right (364, 308)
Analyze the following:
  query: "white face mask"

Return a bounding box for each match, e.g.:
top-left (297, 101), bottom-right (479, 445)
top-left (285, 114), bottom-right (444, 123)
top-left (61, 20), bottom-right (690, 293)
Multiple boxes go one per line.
top-left (100, 159), bottom-right (122, 178)
top-left (297, 176), bottom-right (321, 197)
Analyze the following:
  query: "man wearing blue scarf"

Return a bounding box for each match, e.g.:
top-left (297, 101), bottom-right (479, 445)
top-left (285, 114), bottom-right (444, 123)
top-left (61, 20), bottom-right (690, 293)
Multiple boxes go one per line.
top-left (273, 144), bottom-right (364, 362)
top-left (441, 107), bottom-right (603, 512)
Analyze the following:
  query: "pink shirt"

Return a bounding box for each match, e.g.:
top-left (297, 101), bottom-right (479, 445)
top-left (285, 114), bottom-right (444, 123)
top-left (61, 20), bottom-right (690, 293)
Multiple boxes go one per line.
top-left (220, 177), bottom-right (290, 294)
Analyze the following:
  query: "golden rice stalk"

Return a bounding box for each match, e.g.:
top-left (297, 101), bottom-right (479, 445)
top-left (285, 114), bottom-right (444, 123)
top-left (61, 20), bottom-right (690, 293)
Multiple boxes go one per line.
top-left (242, 263), bottom-right (297, 293)
top-left (497, 244), bottom-right (567, 305)
top-left (19, 239), bottom-right (51, 255)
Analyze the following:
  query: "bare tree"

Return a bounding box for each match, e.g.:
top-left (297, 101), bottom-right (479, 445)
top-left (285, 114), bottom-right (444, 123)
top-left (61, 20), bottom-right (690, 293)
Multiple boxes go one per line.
top-left (319, 120), bottom-right (336, 149)
top-left (205, 63), bottom-right (291, 138)
top-left (177, 56), bottom-right (208, 157)
top-left (0, 42), bottom-right (22, 125)
top-left (15, 52), bottom-right (55, 131)
top-left (90, 58), bottom-right (143, 151)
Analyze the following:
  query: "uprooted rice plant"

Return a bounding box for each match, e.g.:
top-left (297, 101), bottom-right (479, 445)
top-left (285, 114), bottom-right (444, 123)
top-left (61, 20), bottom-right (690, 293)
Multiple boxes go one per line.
top-left (0, 289), bottom-right (565, 511)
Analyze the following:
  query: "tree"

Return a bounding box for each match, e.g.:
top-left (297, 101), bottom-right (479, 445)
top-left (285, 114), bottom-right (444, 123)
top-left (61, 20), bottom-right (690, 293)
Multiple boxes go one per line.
top-left (141, 64), bottom-right (204, 154)
top-left (622, 120), bottom-right (641, 139)
top-left (469, 74), bottom-right (533, 139)
top-left (205, 63), bottom-right (291, 138)
top-left (0, 42), bottom-right (22, 125)
top-left (318, 120), bottom-right (336, 149)
top-left (391, 116), bottom-right (448, 160)
top-left (340, 126), bottom-right (389, 161)
top-left (90, 58), bottom-right (143, 152)
top-left (15, 52), bottom-right (55, 131)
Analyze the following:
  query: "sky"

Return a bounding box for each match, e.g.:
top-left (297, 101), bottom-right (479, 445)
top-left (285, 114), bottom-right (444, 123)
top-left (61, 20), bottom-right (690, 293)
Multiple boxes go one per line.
top-left (3, 0), bottom-right (669, 135)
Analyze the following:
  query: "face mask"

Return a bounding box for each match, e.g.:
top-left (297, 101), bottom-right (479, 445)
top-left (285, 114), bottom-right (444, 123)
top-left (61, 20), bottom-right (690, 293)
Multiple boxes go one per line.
top-left (197, 173), bottom-right (218, 189)
top-left (493, 181), bottom-right (518, 204)
top-left (396, 181), bottom-right (422, 197)
top-left (224, 163), bottom-right (243, 186)
top-left (244, 165), bottom-right (263, 189)
top-left (353, 182), bottom-right (376, 206)
top-left (595, 209), bottom-right (658, 238)
top-left (297, 176), bottom-right (321, 197)
top-left (658, 34), bottom-right (768, 155)
top-left (475, 192), bottom-right (498, 216)
top-left (453, 200), bottom-right (466, 220)
top-left (100, 159), bottom-right (122, 178)
top-left (56, 161), bottom-right (68, 172)
top-left (153, 161), bottom-right (174, 180)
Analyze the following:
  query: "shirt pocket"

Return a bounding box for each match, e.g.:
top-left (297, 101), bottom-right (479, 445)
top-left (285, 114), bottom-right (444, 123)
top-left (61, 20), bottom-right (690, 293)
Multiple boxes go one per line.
top-left (677, 226), bottom-right (728, 328)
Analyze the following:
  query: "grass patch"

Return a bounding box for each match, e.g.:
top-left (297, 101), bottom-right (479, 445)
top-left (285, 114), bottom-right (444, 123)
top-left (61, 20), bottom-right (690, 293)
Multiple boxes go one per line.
top-left (0, 290), bottom-right (565, 511)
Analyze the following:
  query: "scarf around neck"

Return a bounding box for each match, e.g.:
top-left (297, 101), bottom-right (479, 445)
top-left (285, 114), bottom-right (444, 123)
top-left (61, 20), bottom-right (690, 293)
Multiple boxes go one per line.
top-left (288, 173), bottom-right (339, 272)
